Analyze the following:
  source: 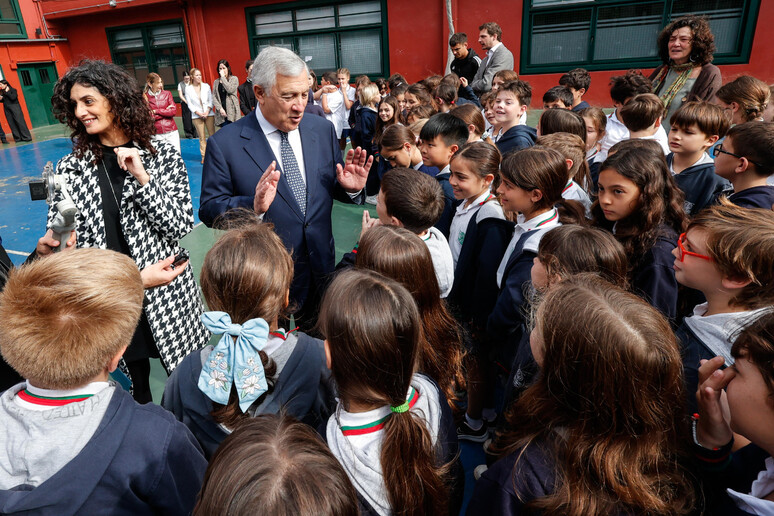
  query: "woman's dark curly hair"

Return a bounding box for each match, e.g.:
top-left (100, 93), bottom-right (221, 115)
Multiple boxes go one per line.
top-left (657, 15), bottom-right (716, 65)
top-left (51, 60), bottom-right (155, 163)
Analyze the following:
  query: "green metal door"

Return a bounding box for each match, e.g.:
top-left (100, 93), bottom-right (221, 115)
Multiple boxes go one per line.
top-left (16, 63), bottom-right (58, 127)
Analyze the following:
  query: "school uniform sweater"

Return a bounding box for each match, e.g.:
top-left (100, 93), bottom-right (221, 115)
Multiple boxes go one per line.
top-left (495, 124), bottom-right (537, 157)
top-left (448, 191), bottom-right (504, 266)
top-left (423, 226), bottom-right (455, 298)
top-left (0, 384), bottom-right (206, 515)
top-left (324, 374), bottom-right (463, 516)
top-left (571, 100), bottom-right (590, 112)
top-left (694, 442), bottom-right (772, 516)
top-left (356, 106), bottom-right (378, 157)
top-left (434, 165), bottom-right (461, 239)
top-left (676, 304), bottom-right (770, 414)
top-left (667, 153), bottom-right (729, 216)
top-left (489, 210), bottom-right (560, 341)
top-left (162, 331), bottom-right (334, 459)
top-left (728, 186), bottom-right (774, 210)
top-left (625, 224), bottom-right (679, 321)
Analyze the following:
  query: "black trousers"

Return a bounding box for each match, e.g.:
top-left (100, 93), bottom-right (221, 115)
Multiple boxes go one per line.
top-left (4, 105), bottom-right (31, 141)
top-left (180, 102), bottom-right (195, 138)
top-left (126, 358), bottom-right (153, 404)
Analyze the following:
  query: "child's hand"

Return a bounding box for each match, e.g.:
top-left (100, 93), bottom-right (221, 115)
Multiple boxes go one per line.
top-left (360, 210), bottom-right (380, 240)
top-left (460, 77), bottom-right (468, 88)
top-left (696, 356), bottom-right (735, 449)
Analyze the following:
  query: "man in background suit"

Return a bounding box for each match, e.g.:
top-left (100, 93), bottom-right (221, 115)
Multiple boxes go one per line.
top-left (470, 22), bottom-right (515, 96)
top-left (238, 59), bottom-right (256, 115)
top-left (200, 47), bottom-right (371, 328)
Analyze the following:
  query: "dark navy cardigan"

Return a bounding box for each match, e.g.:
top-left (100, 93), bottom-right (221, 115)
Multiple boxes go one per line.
top-left (0, 388), bottom-right (206, 515)
top-left (667, 153), bottom-right (730, 216)
top-left (630, 225), bottom-right (680, 321)
top-left (495, 125), bottom-right (537, 157)
top-left (162, 333), bottom-right (335, 459)
top-left (728, 185), bottom-right (774, 210)
top-left (434, 171), bottom-right (461, 239)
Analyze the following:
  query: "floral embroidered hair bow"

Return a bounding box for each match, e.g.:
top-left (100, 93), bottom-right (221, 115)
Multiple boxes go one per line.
top-left (197, 311), bottom-right (269, 412)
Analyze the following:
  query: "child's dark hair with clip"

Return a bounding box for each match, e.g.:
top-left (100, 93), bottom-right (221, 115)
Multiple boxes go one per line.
top-left (470, 274), bottom-right (696, 516)
top-left (592, 145), bottom-right (687, 319)
top-left (450, 103), bottom-right (494, 146)
top-left (456, 147), bottom-right (585, 442)
top-left (194, 413), bottom-right (359, 516)
top-left (320, 268), bottom-right (463, 516)
top-left (693, 309), bottom-right (774, 515)
top-left (537, 108), bottom-right (587, 143)
top-left (356, 225), bottom-right (465, 413)
top-left (163, 215), bottom-right (334, 458)
top-left (433, 81), bottom-right (458, 113)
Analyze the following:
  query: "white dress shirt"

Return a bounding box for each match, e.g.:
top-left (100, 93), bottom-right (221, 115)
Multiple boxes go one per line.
top-left (255, 104), bottom-right (307, 183)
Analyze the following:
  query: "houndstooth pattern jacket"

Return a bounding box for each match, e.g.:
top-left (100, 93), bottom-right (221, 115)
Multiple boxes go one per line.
top-left (49, 140), bottom-right (209, 372)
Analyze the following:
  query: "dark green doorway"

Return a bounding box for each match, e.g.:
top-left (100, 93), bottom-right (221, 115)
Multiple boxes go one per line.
top-left (16, 62), bottom-right (58, 127)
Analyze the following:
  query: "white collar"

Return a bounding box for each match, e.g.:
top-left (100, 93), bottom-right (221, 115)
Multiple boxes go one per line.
top-left (457, 188), bottom-right (493, 214)
top-left (516, 208), bottom-right (559, 233)
top-left (254, 103), bottom-right (299, 138)
top-left (488, 42), bottom-right (502, 56)
top-left (728, 456), bottom-right (774, 515)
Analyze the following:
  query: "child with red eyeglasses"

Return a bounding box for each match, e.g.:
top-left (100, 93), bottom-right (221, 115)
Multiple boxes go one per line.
top-left (673, 200), bottom-right (774, 413)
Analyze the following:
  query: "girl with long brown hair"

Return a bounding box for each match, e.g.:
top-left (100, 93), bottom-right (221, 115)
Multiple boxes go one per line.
top-left (162, 218), bottom-right (333, 459)
top-left (470, 274), bottom-right (696, 515)
top-left (320, 269), bottom-right (463, 516)
top-left (355, 225), bottom-right (465, 413)
top-left (593, 144), bottom-right (687, 319)
top-left (449, 103), bottom-right (495, 146)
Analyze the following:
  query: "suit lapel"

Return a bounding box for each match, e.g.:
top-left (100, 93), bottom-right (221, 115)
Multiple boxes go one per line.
top-left (242, 114), bottom-right (304, 221)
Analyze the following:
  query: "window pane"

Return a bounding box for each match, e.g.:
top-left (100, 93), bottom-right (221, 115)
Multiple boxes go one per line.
top-left (256, 37), bottom-right (294, 56)
top-left (113, 50), bottom-right (149, 86)
top-left (0, 0), bottom-right (17, 20)
top-left (530, 10), bottom-right (590, 65)
top-left (0, 21), bottom-right (21, 35)
top-left (298, 34), bottom-right (337, 71)
top-left (339, 1), bottom-right (381, 27)
top-left (113, 29), bottom-right (144, 51)
top-left (296, 6), bottom-right (335, 31)
top-left (672, 0), bottom-right (743, 54)
top-left (150, 24), bottom-right (184, 48)
top-left (532, 0), bottom-right (593, 5)
top-left (340, 30), bottom-right (382, 75)
top-left (594, 3), bottom-right (662, 61)
top-left (255, 11), bottom-right (293, 36)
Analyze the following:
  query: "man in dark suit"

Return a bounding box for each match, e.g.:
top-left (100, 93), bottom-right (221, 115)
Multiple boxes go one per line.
top-left (238, 59), bottom-right (256, 115)
top-left (200, 46), bottom-right (371, 327)
top-left (470, 22), bottom-right (515, 96)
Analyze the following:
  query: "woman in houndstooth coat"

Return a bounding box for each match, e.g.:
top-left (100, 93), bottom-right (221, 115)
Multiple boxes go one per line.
top-left (39, 60), bottom-right (208, 402)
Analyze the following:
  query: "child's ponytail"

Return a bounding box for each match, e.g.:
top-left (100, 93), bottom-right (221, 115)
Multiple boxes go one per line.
top-left (320, 269), bottom-right (450, 516)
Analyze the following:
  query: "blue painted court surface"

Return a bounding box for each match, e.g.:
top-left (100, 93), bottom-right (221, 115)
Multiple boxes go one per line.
top-left (0, 135), bottom-right (485, 512)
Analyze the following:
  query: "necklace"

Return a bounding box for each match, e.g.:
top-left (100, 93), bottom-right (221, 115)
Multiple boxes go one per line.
top-left (98, 159), bottom-right (121, 209)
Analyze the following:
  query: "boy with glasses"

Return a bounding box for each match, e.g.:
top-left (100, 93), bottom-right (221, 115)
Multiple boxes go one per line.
top-left (713, 122), bottom-right (774, 210)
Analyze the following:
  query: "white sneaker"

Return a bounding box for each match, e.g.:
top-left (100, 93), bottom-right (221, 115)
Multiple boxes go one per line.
top-left (473, 464), bottom-right (488, 481)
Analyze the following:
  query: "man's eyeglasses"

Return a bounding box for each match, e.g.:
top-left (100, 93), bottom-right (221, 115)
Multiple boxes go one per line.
top-left (676, 233), bottom-right (713, 262)
top-left (712, 143), bottom-right (765, 168)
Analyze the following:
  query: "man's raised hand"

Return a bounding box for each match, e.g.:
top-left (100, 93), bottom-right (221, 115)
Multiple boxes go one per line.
top-left (337, 146), bottom-right (372, 193)
top-left (254, 161), bottom-right (281, 215)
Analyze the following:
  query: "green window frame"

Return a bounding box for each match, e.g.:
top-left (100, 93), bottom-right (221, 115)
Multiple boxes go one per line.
top-left (107, 21), bottom-right (190, 98)
top-left (520, 0), bottom-right (761, 74)
top-left (0, 0), bottom-right (27, 39)
top-left (245, 0), bottom-right (389, 80)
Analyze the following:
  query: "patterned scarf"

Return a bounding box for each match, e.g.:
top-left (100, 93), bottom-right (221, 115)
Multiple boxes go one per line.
top-left (652, 62), bottom-right (696, 112)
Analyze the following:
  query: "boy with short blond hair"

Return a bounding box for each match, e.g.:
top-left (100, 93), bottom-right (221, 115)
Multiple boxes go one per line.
top-left (0, 248), bottom-right (206, 514)
top-left (674, 202), bottom-right (774, 409)
top-left (493, 79), bottom-right (537, 157)
top-left (714, 121), bottom-right (774, 209)
top-left (666, 101), bottom-right (731, 215)
top-left (619, 93), bottom-right (670, 154)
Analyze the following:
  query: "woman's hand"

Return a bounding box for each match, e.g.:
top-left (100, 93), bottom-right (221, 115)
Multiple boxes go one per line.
top-left (35, 229), bottom-right (76, 257)
top-left (220, 108), bottom-right (227, 117)
top-left (114, 147), bottom-right (150, 186)
top-left (140, 255), bottom-right (187, 289)
top-left (696, 356), bottom-right (735, 449)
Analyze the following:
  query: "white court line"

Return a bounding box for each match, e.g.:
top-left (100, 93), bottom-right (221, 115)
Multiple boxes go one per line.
top-left (5, 249), bottom-right (30, 257)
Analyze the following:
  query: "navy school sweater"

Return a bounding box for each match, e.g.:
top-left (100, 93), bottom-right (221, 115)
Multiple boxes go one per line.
top-left (377, 158), bottom-right (439, 180)
top-left (496, 124), bottom-right (537, 158)
top-left (0, 387), bottom-right (206, 516)
top-left (667, 153), bottom-right (730, 216)
top-left (162, 332), bottom-right (335, 459)
top-left (629, 225), bottom-right (680, 321)
top-left (728, 185), bottom-right (774, 210)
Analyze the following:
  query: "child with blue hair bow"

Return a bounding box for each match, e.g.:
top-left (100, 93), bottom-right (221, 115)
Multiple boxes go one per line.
top-left (162, 219), bottom-right (335, 458)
